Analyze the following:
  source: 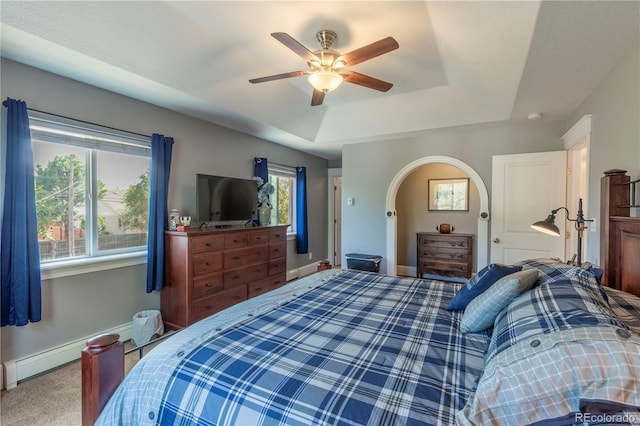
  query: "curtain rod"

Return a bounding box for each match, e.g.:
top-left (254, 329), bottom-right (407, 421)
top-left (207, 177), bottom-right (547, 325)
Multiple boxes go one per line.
top-left (2, 100), bottom-right (152, 139)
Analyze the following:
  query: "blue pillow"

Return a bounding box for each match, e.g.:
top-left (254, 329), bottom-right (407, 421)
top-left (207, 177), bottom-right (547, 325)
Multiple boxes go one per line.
top-left (460, 269), bottom-right (539, 333)
top-left (446, 263), bottom-right (522, 311)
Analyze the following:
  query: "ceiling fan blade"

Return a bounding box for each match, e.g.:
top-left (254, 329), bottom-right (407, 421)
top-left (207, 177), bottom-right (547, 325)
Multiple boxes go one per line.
top-left (249, 70), bottom-right (308, 84)
top-left (311, 89), bottom-right (325, 106)
top-left (271, 32), bottom-right (320, 63)
top-left (339, 37), bottom-right (399, 66)
top-left (344, 71), bottom-right (393, 92)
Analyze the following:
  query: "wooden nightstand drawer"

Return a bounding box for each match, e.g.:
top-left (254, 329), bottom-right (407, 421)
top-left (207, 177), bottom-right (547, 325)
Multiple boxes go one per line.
top-left (192, 273), bottom-right (223, 299)
top-left (191, 286), bottom-right (246, 323)
top-left (192, 252), bottom-right (223, 276)
top-left (192, 234), bottom-right (224, 254)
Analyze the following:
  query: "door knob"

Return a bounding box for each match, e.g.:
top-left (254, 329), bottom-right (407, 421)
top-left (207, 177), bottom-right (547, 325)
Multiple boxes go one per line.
top-left (493, 238), bottom-right (501, 243)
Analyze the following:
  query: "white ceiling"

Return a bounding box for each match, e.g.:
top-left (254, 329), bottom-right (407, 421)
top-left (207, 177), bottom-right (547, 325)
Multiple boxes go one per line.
top-left (1, 1), bottom-right (638, 160)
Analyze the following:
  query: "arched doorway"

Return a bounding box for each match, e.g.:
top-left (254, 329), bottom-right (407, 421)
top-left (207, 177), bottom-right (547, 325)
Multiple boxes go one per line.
top-left (385, 156), bottom-right (490, 276)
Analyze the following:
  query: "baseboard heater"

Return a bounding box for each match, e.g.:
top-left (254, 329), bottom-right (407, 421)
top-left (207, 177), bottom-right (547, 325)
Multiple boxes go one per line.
top-left (2, 323), bottom-right (132, 390)
top-left (286, 262), bottom-right (319, 282)
top-left (2, 265), bottom-right (321, 390)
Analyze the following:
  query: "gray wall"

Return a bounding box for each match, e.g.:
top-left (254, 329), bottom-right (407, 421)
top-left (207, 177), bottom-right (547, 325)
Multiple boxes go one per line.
top-left (342, 39), bottom-right (639, 275)
top-left (566, 39), bottom-right (640, 259)
top-left (0, 59), bottom-right (328, 361)
top-left (397, 163), bottom-right (480, 269)
top-left (342, 120), bottom-right (566, 274)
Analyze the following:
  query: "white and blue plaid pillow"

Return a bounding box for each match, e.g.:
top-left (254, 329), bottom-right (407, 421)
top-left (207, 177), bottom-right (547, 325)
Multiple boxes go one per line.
top-left (460, 269), bottom-right (539, 334)
top-left (447, 263), bottom-right (522, 311)
top-left (486, 267), bottom-right (627, 364)
top-left (458, 260), bottom-right (640, 425)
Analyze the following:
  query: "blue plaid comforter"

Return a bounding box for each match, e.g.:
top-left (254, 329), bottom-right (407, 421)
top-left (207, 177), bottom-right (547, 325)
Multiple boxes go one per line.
top-left (486, 259), bottom-right (631, 364)
top-left (97, 270), bottom-right (490, 426)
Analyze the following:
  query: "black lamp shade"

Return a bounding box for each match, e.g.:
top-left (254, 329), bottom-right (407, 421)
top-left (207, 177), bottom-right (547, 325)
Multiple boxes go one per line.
top-left (531, 213), bottom-right (561, 236)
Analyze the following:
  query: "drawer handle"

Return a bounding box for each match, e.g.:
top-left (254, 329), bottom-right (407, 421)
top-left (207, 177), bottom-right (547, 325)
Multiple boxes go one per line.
top-left (205, 305), bottom-right (213, 310)
top-left (255, 287), bottom-right (262, 292)
top-left (205, 242), bottom-right (212, 247)
top-left (205, 283), bottom-right (213, 288)
top-left (205, 261), bottom-right (212, 266)
top-left (232, 256), bottom-right (240, 260)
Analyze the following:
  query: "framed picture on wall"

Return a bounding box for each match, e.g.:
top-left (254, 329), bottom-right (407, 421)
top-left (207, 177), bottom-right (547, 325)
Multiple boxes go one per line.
top-left (428, 178), bottom-right (469, 211)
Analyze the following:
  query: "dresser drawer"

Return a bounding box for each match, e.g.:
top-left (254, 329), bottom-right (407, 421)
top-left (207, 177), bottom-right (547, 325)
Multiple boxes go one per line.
top-left (418, 246), bottom-right (470, 262)
top-left (192, 252), bottom-right (223, 276)
top-left (247, 274), bottom-right (286, 298)
top-left (192, 234), bottom-right (224, 254)
top-left (270, 227), bottom-right (286, 242)
top-left (192, 272), bottom-right (223, 299)
top-left (224, 246), bottom-right (269, 270)
top-left (224, 263), bottom-right (269, 288)
top-left (269, 258), bottom-right (286, 276)
top-left (269, 242), bottom-right (286, 259)
top-left (418, 234), bottom-right (470, 249)
top-left (191, 285), bottom-right (246, 322)
top-left (224, 231), bottom-right (248, 248)
top-left (417, 232), bottom-right (473, 280)
top-left (249, 230), bottom-right (269, 245)
top-left (421, 260), bottom-right (471, 276)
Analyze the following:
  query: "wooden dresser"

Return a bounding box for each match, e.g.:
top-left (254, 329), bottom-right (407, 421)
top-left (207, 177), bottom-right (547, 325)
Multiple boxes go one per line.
top-left (416, 232), bottom-right (474, 280)
top-left (161, 225), bottom-right (288, 330)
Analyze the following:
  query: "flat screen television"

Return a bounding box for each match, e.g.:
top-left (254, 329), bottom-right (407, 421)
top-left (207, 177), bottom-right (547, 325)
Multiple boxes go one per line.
top-left (196, 174), bottom-right (258, 224)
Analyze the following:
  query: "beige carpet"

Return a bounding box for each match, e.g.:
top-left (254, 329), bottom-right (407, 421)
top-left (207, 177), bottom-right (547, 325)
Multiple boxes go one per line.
top-left (0, 341), bottom-right (150, 426)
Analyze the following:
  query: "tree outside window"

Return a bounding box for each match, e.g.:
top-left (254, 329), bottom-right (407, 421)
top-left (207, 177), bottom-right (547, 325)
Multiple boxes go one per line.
top-left (32, 131), bottom-right (150, 262)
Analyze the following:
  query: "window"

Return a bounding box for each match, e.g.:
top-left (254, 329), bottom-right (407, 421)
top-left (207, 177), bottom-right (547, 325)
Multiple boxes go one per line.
top-left (268, 164), bottom-right (296, 234)
top-left (30, 114), bottom-right (151, 263)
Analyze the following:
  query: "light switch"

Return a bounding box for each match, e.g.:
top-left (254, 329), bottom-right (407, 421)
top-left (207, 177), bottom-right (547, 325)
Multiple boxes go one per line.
top-left (347, 197), bottom-right (354, 206)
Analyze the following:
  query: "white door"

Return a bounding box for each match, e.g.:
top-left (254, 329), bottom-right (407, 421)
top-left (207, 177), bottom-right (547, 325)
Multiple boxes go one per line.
top-left (333, 177), bottom-right (342, 266)
top-left (491, 151), bottom-right (567, 264)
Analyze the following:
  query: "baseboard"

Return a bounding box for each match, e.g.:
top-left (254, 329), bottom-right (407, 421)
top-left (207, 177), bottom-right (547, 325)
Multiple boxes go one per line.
top-left (397, 265), bottom-right (416, 277)
top-left (2, 322), bottom-right (132, 390)
top-left (286, 263), bottom-right (320, 282)
top-left (3, 265), bottom-right (322, 390)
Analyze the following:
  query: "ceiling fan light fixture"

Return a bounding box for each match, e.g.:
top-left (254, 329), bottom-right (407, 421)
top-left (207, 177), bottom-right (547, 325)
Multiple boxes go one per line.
top-left (308, 70), bottom-right (343, 93)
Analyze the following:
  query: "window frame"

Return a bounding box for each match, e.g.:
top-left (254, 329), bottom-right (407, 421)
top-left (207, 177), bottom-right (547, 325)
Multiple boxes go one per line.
top-left (268, 163), bottom-right (297, 235)
top-left (29, 113), bottom-right (151, 271)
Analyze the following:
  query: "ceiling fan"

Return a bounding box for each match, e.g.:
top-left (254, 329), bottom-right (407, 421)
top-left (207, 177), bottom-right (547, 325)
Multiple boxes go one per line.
top-left (249, 30), bottom-right (399, 106)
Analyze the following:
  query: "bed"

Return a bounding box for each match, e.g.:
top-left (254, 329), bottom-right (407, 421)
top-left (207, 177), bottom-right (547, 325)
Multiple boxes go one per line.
top-left (85, 169), bottom-right (640, 425)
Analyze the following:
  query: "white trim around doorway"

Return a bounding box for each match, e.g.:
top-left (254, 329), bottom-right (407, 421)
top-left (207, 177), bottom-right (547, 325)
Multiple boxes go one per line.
top-left (385, 156), bottom-right (490, 276)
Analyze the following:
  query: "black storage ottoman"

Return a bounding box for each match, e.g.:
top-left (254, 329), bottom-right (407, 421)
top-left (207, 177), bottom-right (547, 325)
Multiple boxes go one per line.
top-left (345, 253), bottom-right (382, 273)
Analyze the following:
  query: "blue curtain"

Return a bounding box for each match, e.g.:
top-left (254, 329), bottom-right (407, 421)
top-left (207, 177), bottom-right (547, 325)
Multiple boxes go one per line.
top-left (296, 167), bottom-right (308, 254)
top-left (1, 98), bottom-right (42, 326)
top-left (146, 134), bottom-right (174, 293)
top-left (253, 157), bottom-right (268, 183)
